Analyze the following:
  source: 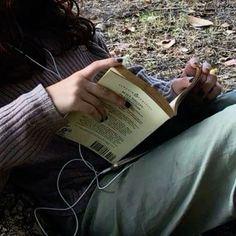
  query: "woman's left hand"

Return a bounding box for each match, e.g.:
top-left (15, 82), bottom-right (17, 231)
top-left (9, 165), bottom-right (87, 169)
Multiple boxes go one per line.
top-left (171, 57), bottom-right (222, 103)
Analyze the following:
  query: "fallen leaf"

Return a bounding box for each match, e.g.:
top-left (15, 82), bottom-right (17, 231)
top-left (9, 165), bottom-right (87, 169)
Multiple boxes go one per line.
top-left (180, 47), bottom-right (189, 53)
top-left (224, 59), bottom-right (236, 67)
top-left (221, 23), bottom-right (230, 28)
top-left (226, 30), bottom-right (236, 35)
top-left (187, 15), bottom-right (214, 27)
top-left (122, 26), bottom-right (136, 34)
top-left (157, 39), bottom-right (176, 49)
top-left (111, 43), bottom-right (130, 55)
top-left (187, 9), bottom-right (196, 14)
top-left (219, 57), bottom-right (231, 63)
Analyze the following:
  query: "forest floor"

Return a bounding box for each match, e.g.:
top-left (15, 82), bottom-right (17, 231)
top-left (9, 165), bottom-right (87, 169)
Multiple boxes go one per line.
top-left (83, 0), bottom-right (236, 90)
top-left (0, 0), bottom-right (235, 235)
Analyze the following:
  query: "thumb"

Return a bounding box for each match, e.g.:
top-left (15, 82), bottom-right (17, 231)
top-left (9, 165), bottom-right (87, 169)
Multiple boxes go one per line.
top-left (172, 77), bottom-right (190, 95)
top-left (79, 57), bottom-right (123, 80)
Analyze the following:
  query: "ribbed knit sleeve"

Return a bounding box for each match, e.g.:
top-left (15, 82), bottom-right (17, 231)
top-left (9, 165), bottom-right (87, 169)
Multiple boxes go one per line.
top-left (128, 65), bottom-right (176, 102)
top-left (92, 32), bottom-right (110, 55)
top-left (0, 84), bottom-right (65, 171)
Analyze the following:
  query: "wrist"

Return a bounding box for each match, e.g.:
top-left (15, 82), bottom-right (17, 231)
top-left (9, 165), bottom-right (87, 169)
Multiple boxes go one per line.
top-left (45, 85), bottom-right (67, 116)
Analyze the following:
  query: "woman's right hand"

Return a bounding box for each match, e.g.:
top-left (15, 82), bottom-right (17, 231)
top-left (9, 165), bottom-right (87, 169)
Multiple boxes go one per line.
top-left (46, 58), bottom-right (127, 121)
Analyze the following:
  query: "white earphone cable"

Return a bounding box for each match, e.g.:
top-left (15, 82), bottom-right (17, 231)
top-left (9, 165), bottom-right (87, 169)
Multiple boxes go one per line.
top-left (12, 46), bottom-right (135, 236)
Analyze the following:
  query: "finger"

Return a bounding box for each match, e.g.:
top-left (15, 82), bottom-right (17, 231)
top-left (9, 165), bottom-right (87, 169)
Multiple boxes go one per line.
top-left (198, 71), bottom-right (208, 84)
top-left (177, 77), bottom-right (191, 89)
top-left (79, 58), bottom-right (123, 81)
top-left (207, 86), bottom-right (222, 100)
top-left (172, 77), bottom-right (190, 95)
top-left (74, 100), bottom-right (104, 122)
top-left (181, 57), bottom-right (200, 77)
top-left (207, 83), bottom-right (222, 100)
top-left (86, 82), bottom-right (127, 108)
top-left (80, 90), bottom-right (107, 120)
top-left (202, 61), bottom-right (212, 75)
top-left (201, 74), bottom-right (217, 96)
top-left (198, 61), bottom-right (212, 85)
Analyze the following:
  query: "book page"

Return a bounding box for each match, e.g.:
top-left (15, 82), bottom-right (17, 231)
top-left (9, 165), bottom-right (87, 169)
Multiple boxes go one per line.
top-left (58, 69), bottom-right (171, 164)
top-left (170, 70), bottom-right (202, 114)
top-left (113, 66), bottom-right (174, 117)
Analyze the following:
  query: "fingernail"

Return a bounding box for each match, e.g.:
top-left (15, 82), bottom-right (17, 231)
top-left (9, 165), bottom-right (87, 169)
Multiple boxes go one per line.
top-left (190, 57), bottom-right (199, 67)
top-left (116, 57), bottom-right (124, 63)
top-left (125, 101), bottom-right (131, 108)
top-left (203, 61), bottom-right (211, 73)
top-left (203, 61), bottom-right (211, 68)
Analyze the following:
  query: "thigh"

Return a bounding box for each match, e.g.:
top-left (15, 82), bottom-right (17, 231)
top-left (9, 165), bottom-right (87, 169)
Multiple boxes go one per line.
top-left (129, 90), bottom-right (236, 157)
top-left (194, 90), bottom-right (236, 120)
top-left (81, 104), bottom-right (236, 236)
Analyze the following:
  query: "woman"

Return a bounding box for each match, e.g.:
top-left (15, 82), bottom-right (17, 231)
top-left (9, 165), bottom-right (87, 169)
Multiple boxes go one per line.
top-left (0, 0), bottom-right (235, 235)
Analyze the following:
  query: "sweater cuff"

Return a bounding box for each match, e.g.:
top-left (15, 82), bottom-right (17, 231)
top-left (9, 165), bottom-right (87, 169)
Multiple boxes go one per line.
top-left (27, 84), bottom-right (65, 131)
top-left (165, 82), bottom-right (178, 102)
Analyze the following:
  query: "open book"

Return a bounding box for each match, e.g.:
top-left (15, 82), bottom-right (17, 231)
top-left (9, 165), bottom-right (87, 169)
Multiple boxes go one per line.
top-left (58, 65), bottom-right (201, 165)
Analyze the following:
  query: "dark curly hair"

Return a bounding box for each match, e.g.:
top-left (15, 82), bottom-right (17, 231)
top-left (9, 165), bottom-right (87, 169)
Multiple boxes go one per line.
top-left (0, 0), bottom-right (95, 84)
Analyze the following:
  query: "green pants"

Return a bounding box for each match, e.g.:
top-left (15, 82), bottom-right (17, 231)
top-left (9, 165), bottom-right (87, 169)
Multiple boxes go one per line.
top-left (81, 91), bottom-right (236, 236)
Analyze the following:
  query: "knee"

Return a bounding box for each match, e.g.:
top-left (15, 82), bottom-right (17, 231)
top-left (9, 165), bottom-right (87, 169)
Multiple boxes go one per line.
top-left (211, 104), bottom-right (236, 139)
top-left (209, 91), bottom-right (236, 113)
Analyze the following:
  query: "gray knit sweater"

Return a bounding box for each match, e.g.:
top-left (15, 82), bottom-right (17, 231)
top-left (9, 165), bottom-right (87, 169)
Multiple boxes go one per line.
top-left (0, 34), bottom-right (175, 214)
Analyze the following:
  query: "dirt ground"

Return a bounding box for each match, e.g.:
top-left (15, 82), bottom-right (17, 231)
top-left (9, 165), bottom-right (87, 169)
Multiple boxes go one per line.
top-left (0, 0), bottom-right (235, 235)
top-left (82, 0), bottom-right (236, 89)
